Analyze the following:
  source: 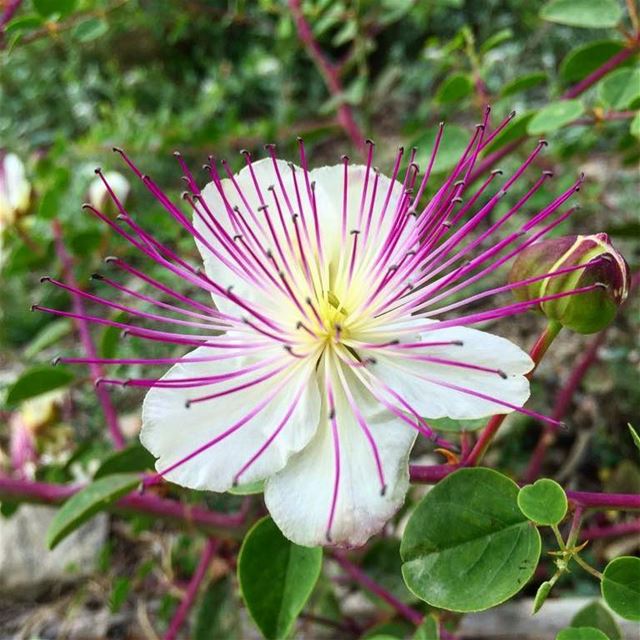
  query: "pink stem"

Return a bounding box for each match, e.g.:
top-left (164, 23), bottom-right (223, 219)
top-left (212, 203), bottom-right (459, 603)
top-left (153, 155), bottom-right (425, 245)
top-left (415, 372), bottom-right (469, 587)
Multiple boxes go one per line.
top-left (580, 519), bottom-right (640, 541)
top-left (164, 538), bottom-right (219, 640)
top-left (566, 490), bottom-right (640, 511)
top-left (287, 0), bottom-right (366, 156)
top-left (0, 0), bottom-right (22, 33)
top-left (52, 221), bottom-right (125, 449)
top-left (0, 474), bottom-right (247, 536)
top-left (331, 552), bottom-right (424, 626)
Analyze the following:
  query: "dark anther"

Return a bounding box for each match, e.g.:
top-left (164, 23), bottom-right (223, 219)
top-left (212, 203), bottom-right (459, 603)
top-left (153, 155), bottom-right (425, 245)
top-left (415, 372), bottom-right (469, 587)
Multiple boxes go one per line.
top-left (264, 143), bottom-right (276, 150)
top-left (452, 197), bottom-right (463, 204)
top-left (367, 357), bottom-right (377, 365)
top-left (454, 179), bottom-right (465, 187)
top-left (388, 265), bottom-right (398, 273)
top-left (184, 400), bottom-right (192, 409)
top-left (173, 151), bottom-right (182, 157)
top-left (112, 146), bottom-right (123, 153)
top-left (497, 370), bottom-right (508, 380)
top-left (91, 273), bottom-right (104, 280)
top-left (105, 256), bottom-right (117, 264)
top-left (350, 229), bottom-right (360, 235)
top-left (539, 139), bottom-right (549, 147)
top-left (442, 220), bottom-right (452, 228)
top-left (341, 154), bottom-right (349, 161)
top-left (30, 304), bottom-right (38, 312)
top-left (240, 149), bottom-right (250, 156)
top-left (398, 146), bottom-right (404, 153)
top-left (296, 136), bottom-right (303, 143)
top-left (257, 204), bottom-right (269, 212)
top-left (232, 477), bottom-right (239, 487)
top-left (310, 181), bottom-right (316, 191)
top-left (405, 188), bottom-right (414, 195)
top-left (491, 169), bottom-right (503, 176)
top-left (81, 203), bottom-right (92, 210)
top-left (39, 275), bottom-right (51, 283)
top-left (509, 110), bottom-right (516, 118)
top-left (391, 339), bottom-right (400, 345)
top-left (202, 164), bottom-right (210, 171)
top-left (94, 167), bottom-right (102, 174)
top-left (267, 184), bottom-right (275, 191)
top-left (326, 531), bottom-right (333, 543)
top-left (51, 356), bottom-right (61, 366)
top-left (95, 378), bottom-right (105, 387)
top-left (329, 408), bottom-right (336, 420)
top-left (305, 297), bottom-right (312, 305)
top-left (291, 213), bottom-right (299, 222)
top-left (543, 170), bottom-right (554, 177)
top-left (181, 191), bottom-right (190, 200)
top-left (438, 121), bottom-right (444, 127)
top-left (296, 321), bottom-right (303, 329)
top-left (380, 485), bottom-right (387, 497)
top-left (227, 285), bottom-right (235, 294)
top-left (406, 250), bottom-right (416, 257)
top-left (233, 234), bottom-right (243, 242)
top-left (453, 340), bottom-right (464, 346)
top-left (365, 138), bottom-right (375, 146)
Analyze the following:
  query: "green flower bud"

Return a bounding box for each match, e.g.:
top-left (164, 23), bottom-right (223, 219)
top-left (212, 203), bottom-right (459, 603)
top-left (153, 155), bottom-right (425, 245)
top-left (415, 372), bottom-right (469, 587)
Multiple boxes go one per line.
top-left (509, 233), bottom-right (629, 334)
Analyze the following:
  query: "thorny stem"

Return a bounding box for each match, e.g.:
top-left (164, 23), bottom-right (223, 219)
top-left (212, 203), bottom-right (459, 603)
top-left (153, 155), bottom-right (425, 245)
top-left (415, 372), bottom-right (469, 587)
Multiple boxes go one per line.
top-left (288, 0), bottom-right (366, 156)
top-left (164, 538), bottom-right (219, 640)
top-left (0, 474), bottom-right (247, 538)
top-left (464, 320), bottom-right (562, 465)
top-left (331, 552), bottom-right (424, 627)
top-left (52, 220), bottom-right (126, 449)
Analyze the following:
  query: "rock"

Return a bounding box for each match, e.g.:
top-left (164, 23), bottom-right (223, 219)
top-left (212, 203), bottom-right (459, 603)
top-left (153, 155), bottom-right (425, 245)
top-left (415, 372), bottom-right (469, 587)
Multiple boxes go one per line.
top-left (0, 504), bottom-right (108, 597)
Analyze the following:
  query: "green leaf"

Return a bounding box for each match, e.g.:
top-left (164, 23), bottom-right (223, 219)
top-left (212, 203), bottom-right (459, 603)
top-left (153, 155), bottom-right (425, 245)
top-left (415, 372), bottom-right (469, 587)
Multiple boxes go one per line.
top-left (480, 28), bottom-right (513, 54)
top-left (24, 319), bottom-right (72, 359)
top-left (46, 474), bottom-right (140, 550)
top-left (5, 14), bottom-right (44, 34)
top-left (33, 0), bottom-right (78, 19)
top-left (195, 575), bottom-right (242, 640)
top-left (414, 125), bottom-right (470, 174)
top-left (630, 113), bottom-right (640, 140)
top-left (435, 73), bottom-right (473, 104)
top-left (72, 17), bottom-right (108, 42)
top-left (533, 580), bottom-right (553, 613)
top-left (109, 577), bottom-right (131, 613)
top-left (426, 417), bottom-right (486, 433)
top-left (527, 100), bottom-right (585, 135)
top-left (238, 517), bottom-right (323, 639)
top-left (5, 365), bottom-right (74, 406)
top-left (401, 468), bottom-right (541, 613)
top-left (629, 424), bottom-right (640, 452)
top-left (484, 112), bottom-right (534, 153)
top-left (94, 445), bottom-right (155, 479)
top-left (414, 614), bottom-right (440, 640)
top-left (518, 478), bottom-right (568, 525)
top-left (540, 0), bottom-right (622, 28)
top-left (598, 68), bottom-right (640, 110)
top-left (501, 72), bottom-right (547, 97)
top-left (228, 480), bottom-right (265, 495)
top-left (556, 628), bottom-right (610, 640)
top-left (601, 556), bottom-right (640, 621)
top-left (571, 601), bottom-right (621, 640)
top-left (560, 41), bottom-right (626, 83)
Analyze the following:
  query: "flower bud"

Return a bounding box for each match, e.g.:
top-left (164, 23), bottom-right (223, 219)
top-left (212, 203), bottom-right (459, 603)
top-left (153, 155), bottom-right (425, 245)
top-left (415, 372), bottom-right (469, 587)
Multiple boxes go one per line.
top-left (509, 233), bottom-right (629, 334)
top-left (88, 171), bottom-right (130, 213)
top-left (0, 152), bottom-right (31, 230)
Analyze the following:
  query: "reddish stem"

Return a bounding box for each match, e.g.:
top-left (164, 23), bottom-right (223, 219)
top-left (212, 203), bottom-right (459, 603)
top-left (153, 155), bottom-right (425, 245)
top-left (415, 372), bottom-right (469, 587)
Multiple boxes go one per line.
top-left (287, 0), bottom-right (366, 156)
top-left (164, 538), bottom-right (219, 640)
top-left (465, 321), bottom-right (562, 466)
top-left (523, 330), bottom-right (607, 483)
top-left (331, 552), bottom-right (424, 626)
top-left (0, 0), bottom-right (22, 32)
top-left (52, 221), bottom-right (125, 449)
top-left (580, 518), bottom-right (640, 541)
top-left (0, 474), bottom-right (246, 536)
top-left (566, 490), bottom-right (640, 511)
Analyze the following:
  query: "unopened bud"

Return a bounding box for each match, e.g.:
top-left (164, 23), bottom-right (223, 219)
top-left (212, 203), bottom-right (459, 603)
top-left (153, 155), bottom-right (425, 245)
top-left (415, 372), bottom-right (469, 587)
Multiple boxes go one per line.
top-left (88, 171), bottom-right (130, 213)
top-left (509, 234), bottom-right (629, 334)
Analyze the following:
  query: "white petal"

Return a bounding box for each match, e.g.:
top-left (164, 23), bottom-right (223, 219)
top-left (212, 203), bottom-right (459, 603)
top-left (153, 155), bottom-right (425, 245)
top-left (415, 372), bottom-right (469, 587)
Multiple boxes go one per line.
top-left (264, 363), bottom-right (416, 548)
top-left (140, 345), bottom-right (321, 491)
top-left (0, 154), bottom-right (30, 222)
top-left (368, 325), bottom-right (533, 420)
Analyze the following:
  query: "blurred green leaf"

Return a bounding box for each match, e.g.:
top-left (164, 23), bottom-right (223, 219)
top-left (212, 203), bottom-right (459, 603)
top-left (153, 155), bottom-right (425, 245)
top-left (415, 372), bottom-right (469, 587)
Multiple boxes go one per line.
top-left (228, 480), bottom-right (264, 495)
top-left (480, 28), bottom-right (513, 54)
top-left (556, 629), bottom-right (609, 640)
top-left (109, 577), bottom-right (132, 613)
top-left (559, 41), bottom-right (626, 84)
top-left (540, 0), bottom-right (622, 28)
top-left (598, 68), bottom-right (640, 110)
top-left (33, 0), bottom-right (78, 19)
top-left (414, 124), bottom-right (470, 173)
top-left (401, 468), bottom-right (541, 612)
top-left (5, 365), bottom-right (74, 406)
top-left (24, 319), bottom-right (71, 359)
top-left (527, 100), bottom-right (585, 135)
top-left (413, 615), bottom-right (439, 639)
top-left (73, 18), bottom-right (108, 43)
top-left (630, 113), bottom-right (640, 140)
top-left (601, 556), bottom-right (640, 621)
top-left (238, 517), bottom-right (322, 640)
top-left (571, 601), bottom-right (621, 640)
top-left (435, 72), bottom-right (473, 104)
top-left (94, 445), bottom-right (155, 479)
top-left (629, 424), bottom-right (640, 453)
top-left (47, 473), bottom-right (140, 550)
top-left (5, 14), bottom-right (44, 34)
top-left (195, 575), bottom-right (243, 640)
top-left (426, 416), bottom-right (485, 432)
top-left (501, 72), bottom-right (547, 97)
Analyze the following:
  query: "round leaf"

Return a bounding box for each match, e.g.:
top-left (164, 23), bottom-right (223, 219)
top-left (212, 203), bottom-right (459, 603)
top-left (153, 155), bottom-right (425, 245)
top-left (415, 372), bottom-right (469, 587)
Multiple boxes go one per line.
top-left (401, 468), bottom-right (541, 612)
top-left (5, 365), bottom-right (74, 406)
top-left (518, 478), bottom-right (568, 525)
top-left (556, 628), bottom-right (609, 640)
top-left (527, 100), bottom-right (585, 135)
top-left (238, 517), bottom-right (323, 639)
top-left (601, 556), bottom-right (640, 621)
top-left (571, 600), bottom-right (621, 640)
top-left (47, 474), bottom-right (140, 550)
top-left (540, 0), bottom-right (622, 28)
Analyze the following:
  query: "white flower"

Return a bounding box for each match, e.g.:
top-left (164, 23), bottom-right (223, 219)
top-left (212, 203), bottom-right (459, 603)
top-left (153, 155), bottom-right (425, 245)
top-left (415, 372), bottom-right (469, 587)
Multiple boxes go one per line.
top-left (44, 118), bottom-right (587, 547)
top-left (0, 153), bottom-right (31, 229)
top-left (88, 170), bottom-right (130, 212)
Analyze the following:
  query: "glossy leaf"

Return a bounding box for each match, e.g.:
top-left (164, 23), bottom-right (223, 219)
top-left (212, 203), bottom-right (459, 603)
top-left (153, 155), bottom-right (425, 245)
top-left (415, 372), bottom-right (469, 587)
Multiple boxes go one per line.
top-left (556, 628), bottom-right (609, 640)
top-left (501, 72), bottom-right (547, 97)
top-left (5, 365), bottom-right (74, 406)
top-left (540, 0), bottom-right (622, 28)
top-left (238, 517), bottom-right (323, 639)
top-left (436, 73), bottom-right (473, 104)
top-left (527, 100), bottom-right (585, 135)
top-left (601, 556), bottom-right (640, 621)
top-left (94, 445), bottom-right (155, 479)
top-left (33, 0), bottom-right (78, 19)
top-left (414, 615), bottom-right (440, 640)
top-left (571, 600), bottom-right (621, 640)
top-left (533, 580), bottom-right (553, 614)
top-left (47, 473), bottom-right (140, 550)
top-left (518, 478), bottom-right (568, 525)
top-left (401, 468), bottom-right (541, 612)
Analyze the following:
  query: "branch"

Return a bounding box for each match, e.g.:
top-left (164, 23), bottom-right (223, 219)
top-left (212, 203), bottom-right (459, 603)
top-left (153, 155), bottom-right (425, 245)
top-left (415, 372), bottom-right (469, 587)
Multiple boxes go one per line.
top-left (0, 475), bottom-right (247, 538)
top-left (580, 518), bottom-right (640, 541)
top-left (52, 220), bottom-right (125, 449)
top-left (567, 490), bottom-right (640, 511)
top-left (287, 0), bottom-right (366, 156)
top-left (164, 538), bottom-right (219, 640)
